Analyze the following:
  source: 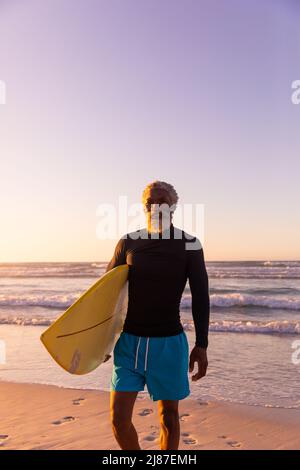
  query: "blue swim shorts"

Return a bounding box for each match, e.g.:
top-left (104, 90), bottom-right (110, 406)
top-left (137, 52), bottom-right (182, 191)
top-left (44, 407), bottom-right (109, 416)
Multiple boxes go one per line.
top-left (110, 330), bottom-right (190, 401)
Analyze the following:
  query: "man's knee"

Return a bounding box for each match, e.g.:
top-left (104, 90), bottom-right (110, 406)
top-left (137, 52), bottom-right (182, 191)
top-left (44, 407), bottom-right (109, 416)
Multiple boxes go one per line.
top-left (110, 408), bottom-right (132, 432)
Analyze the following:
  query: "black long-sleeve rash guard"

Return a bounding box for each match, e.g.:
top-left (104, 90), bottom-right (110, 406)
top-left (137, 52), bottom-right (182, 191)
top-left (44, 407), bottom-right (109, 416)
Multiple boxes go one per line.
top-left (105, 223), bottom-right (210, 348)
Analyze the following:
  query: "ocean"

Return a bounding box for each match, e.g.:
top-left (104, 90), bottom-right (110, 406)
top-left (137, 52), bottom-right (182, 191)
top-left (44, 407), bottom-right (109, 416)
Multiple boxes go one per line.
top-left (0, 261), bottom-right (299, 409)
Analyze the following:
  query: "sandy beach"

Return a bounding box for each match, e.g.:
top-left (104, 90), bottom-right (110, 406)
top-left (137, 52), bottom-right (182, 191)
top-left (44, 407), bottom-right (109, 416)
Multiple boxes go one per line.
top-left (0, 381), bottom-right (299, 450)
top-left (1, 0), bottom-right (300, 455)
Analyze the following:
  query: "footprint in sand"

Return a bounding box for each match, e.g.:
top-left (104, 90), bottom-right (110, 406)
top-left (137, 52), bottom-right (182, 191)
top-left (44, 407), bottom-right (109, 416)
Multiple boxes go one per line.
top-left (143, 429), bottom-right (159, 442)
top-left (138, 408), bottom-right (153, 416)
top-left (143, 434), bottom-right (157, 441)
top-left (179, 413), bottom-right (190, 422)
top-left (72, 398), bottom-right (85, 406)
top-left (218, 435), bottom-right (242, 447)
top-left (227, 440), bottom-right (242, 448)
top-left (196, 400), bottom-right (209, 406)
top-left (182, 433), bottom-right (198, 445)
top-left (52, 416), bottom-right (76, 425)
top-left (0, 435), bottom-right (9, 447)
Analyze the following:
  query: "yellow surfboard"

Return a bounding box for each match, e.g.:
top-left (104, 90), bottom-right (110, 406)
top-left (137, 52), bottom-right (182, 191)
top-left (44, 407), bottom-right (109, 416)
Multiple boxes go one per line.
top-left (40, 264), bottom-right (129, 375)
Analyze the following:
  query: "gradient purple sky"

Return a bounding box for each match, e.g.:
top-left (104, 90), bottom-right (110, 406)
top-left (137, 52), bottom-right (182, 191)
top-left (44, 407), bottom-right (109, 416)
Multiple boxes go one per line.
top-left (0, 0), bottom-right (299, 261)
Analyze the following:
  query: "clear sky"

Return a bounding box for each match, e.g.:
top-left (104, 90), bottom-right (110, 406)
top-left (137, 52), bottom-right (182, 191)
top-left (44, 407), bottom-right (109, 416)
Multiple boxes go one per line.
top-left (0, 0), bottom-right (299, 262)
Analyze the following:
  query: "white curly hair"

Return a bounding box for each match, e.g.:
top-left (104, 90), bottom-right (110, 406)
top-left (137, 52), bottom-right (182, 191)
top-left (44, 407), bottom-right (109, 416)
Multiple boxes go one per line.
top-left (142, 180), bottom-right (179, 212)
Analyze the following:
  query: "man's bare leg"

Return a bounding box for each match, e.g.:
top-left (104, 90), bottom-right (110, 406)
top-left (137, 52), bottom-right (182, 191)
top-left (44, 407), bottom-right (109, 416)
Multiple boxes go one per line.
top-left (110, 391), bottom-right (141, 450)
top-left (158, 399), bottom-right (180, 450)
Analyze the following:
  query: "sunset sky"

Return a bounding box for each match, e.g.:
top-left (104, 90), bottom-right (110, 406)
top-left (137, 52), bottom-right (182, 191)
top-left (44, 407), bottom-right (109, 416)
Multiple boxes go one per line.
top-left (0, 0), bottom-right (299, 262)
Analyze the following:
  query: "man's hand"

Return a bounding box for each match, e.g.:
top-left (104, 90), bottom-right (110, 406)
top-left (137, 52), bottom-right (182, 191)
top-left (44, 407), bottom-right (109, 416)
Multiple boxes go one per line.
top-left (189, 346), bottom-right (208, 381)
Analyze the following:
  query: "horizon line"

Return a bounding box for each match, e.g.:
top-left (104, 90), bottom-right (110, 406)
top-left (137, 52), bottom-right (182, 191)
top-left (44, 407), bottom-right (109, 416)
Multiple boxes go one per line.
top-left (0, 259), bottom-right (299, 264)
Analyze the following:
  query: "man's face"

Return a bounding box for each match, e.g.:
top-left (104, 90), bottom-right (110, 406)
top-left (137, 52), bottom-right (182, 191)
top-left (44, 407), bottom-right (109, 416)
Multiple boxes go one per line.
top-left (144, 188), bottom-right (173, 233)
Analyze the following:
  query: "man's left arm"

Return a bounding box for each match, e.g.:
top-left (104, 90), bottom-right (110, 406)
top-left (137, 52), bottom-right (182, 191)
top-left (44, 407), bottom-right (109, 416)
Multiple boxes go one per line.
top-left (187, 241), bottom-right (210, 381)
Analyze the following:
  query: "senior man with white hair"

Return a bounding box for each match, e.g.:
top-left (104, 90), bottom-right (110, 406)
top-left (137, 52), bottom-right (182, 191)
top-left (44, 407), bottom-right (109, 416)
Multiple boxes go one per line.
top-left (106, 181), bottom-right (210, 450)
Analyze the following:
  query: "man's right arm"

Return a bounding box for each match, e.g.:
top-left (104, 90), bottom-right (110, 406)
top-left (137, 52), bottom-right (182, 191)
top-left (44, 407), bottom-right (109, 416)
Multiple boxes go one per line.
top-left (105, 237), bottom-right (127, 272)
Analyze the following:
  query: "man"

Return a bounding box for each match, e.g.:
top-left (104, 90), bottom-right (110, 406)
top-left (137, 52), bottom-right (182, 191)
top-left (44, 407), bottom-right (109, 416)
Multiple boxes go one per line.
top-left (106, 181), bottom-right (210, 450)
